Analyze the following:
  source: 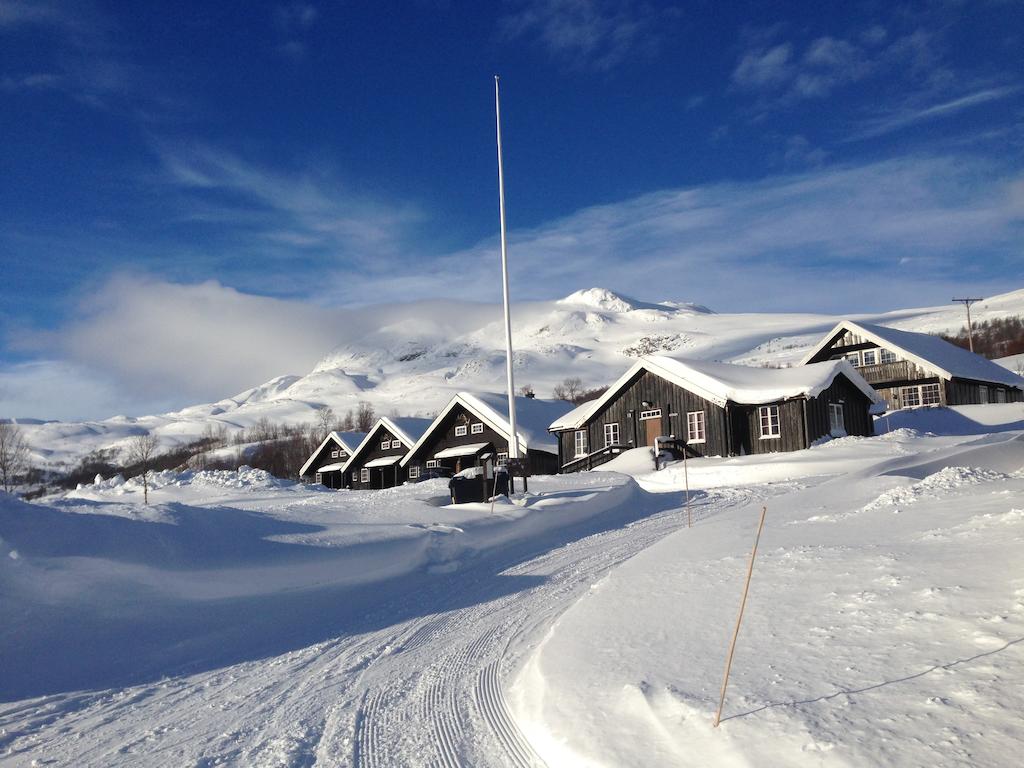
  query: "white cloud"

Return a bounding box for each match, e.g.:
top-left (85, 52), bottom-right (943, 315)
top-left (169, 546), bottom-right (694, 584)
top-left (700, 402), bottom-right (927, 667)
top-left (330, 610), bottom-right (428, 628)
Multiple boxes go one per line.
top-left (499, 0), bottom-right (659, 71)
top-left (732, 43), bottom-right (793, 89)
top-left (851, 87), bottom-right (1021, 139)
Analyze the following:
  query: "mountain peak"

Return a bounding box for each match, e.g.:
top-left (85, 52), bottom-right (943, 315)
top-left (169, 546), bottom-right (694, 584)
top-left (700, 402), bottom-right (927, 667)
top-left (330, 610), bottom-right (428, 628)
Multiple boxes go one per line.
top-left (556, 288), bottom-right (711, 314)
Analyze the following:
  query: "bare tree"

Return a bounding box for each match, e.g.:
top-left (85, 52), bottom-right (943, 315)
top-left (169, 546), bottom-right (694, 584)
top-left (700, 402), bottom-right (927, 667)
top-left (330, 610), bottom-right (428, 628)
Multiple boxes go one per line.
top-left (128, 433), bottom-right (160, 505)
top-left (316, 406), bottom-right (336, 438)
top-left (356, 401), bottom-right (375, 432)
top-left (341, 409), bottom-right (356, 431)
top-left (518, 383), bottom-right (535, 397)
top-left (0, 422), bottom-right (30, 494)
top-left (552, 377), bottom-right (583, 403)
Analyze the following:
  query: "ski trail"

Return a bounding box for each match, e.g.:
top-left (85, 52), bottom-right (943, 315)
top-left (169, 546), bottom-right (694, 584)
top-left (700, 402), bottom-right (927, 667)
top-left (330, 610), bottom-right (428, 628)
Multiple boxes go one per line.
top-left (1, 484), bottom-right (773, 766)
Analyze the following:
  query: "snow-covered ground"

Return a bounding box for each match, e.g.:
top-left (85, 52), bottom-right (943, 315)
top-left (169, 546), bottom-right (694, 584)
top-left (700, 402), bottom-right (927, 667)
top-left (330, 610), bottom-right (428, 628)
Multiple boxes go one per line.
top-left (11, 286), bottom-right (1024, 473)
top-left (2, 405), bottom-right (1022, 766)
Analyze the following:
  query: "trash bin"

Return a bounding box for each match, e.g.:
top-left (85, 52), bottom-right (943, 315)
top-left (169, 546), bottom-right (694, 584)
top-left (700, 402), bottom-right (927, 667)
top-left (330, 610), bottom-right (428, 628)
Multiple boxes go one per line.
top-left (448, 466), bottom-right (486, 504)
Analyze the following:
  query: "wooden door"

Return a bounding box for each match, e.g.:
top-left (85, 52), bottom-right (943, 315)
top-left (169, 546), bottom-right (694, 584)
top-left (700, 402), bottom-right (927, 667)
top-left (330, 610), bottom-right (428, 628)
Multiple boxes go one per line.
top-left (644, 418), bottom-right (661, 447)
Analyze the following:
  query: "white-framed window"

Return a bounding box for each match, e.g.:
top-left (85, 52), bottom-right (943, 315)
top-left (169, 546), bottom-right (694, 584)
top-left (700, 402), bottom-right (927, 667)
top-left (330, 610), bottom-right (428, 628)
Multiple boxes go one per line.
top-left (759, 405), bottom-right (780, 438)
top-left (639, 408), bottom-right (662, 420)
top-left (360, 467), bottom-right (370, 483)
top-left (574, 429), bottom-right (589, 457)
top-left (996, 388), bottom-right (1007, 403)
top-left (352, 471), bottom-right (358, 483)
top-left (687, 411), bottom-right (706, 443)
top-left (408, 465), bottom-right (420, 479)
top-left (879, 348), bottom-right (897, 364)
top-left (471, 422), bottom-right (484, 434)
top-left (899, 383), bottom-right (941, 408)
top-left (315, 472), bottom-right (323, 484)
top-left (862, 349), bottom-right (877, 365)
top-left (844, 352), bottom-right (860, 365)
top-left (604, 422), bottom-right (619, 447)
top-left (391, 439), bottom-right (401, 448)
top-left (381, 440), bottom-right (391, 450)
top-left (331, 449), bottom-right (339, 458)
top-left (454, 425), bottom-right (468, 437)
top-left (828, 403), bottom-right (846, 435)
top-left (496, 452), bottom-right (508, 466)
top-left (426, 459), bottom-right (440, 468)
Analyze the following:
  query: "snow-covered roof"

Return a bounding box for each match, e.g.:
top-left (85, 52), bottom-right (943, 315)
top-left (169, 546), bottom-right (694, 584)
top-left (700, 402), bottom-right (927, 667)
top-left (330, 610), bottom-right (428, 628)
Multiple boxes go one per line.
top-left (801, 320), bottom-right (1024, 389)
top-left (339, 416), bottom-right (433, 474)
top-left (299, 430), bottom-right (366, 477)
top-left (364, 455), bottom-right (403, 468)
top-left (550, 356), bottom-right (883, 431)
top-left (316, 461), bottom-right (347, 472)
top-left (434, 442), bottom-right (491, 459)
top-left (400, 393), bottom-right (574, 466)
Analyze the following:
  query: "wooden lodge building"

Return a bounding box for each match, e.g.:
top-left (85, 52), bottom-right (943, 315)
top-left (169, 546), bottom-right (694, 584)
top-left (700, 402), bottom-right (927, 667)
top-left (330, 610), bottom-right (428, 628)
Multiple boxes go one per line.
top-left (801, 320), bottom-right (1024, 409)
top-left (549, 356), bottom-right (884, 473)
top-left (339, 417), bottom-right (433, 490)
top-left (298, 430), bottom-right (366, 489)
top-left (400, 392), bottom-right (573, 479)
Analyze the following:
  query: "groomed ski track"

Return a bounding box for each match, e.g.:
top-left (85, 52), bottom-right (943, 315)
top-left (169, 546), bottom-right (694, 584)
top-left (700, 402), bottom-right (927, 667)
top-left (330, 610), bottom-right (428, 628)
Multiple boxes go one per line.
top-left (0, 481), bottom-right (772, 767)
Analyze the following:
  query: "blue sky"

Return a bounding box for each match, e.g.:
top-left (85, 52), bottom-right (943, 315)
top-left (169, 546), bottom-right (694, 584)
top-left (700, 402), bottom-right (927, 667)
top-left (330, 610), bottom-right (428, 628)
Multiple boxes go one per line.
top-left (1, 0), bottom-right (1023, 419)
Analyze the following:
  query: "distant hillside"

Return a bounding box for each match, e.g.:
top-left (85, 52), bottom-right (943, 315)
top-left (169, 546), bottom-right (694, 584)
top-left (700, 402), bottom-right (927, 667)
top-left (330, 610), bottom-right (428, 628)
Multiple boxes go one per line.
top-left (12, 286), bottom-right (1024, 475)
top-left (939, 315), bottom-right (1024, 359)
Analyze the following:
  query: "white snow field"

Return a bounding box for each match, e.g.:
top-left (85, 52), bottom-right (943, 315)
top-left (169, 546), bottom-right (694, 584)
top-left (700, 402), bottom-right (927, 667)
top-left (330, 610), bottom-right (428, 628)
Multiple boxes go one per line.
top-left (2, 405), bottom-right (1023, 766)
top-left (11, 286), bottom-right (1024, 473)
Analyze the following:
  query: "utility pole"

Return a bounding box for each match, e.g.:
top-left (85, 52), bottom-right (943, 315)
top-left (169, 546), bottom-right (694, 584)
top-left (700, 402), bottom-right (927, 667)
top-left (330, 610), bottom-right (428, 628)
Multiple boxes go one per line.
top-left (495, 75), bottom-right (523, 493)
top-left (952, 297), bottom-right (983, 353)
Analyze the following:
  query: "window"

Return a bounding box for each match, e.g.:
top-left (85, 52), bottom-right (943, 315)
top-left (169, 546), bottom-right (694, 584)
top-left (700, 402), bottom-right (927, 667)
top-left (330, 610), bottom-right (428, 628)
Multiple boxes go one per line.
top-left (862, 349), bottom-right (877, 366)
top-left (496, 452), bottom-right (508, 466)
top-left (828, 403), bottom-right (846, 436)
top-left (899, 383), bottom-right (941, 408)
top-left (879, 348), bottom-right (897, 364)
top-left (426, 459), bottom-right (440, 469)
top-left (758, 405), bottom-right (780, 438)
top-left (408, 465), bottom-right (420, 479)
top-left (315, 472), bottom-right (323, 484)
top-left (574, 429), bottom-right (589, 457)
top-left (980, 386), bottom-right (989, 404)
top-left (360, 467), bottom-right (370, 483)
top-left (604, 422), bottom-right (620, 447)
top-left (639, 408), bottom-right (662, 420)
top-left (454, 425), bottom-right (468, 436)
top-left (352, 471), bottom-right (358, 483)
top-left (330, 449), bottom-right (339, 458)
top-left (843, 352), bottom-right (860, 366)
top-left (381, 440), bottom-right (391, 450)
top-left (687, 411), bottom-right (706, 443)
top-left (391, 439), bottom-right (401, 448)
top-left (996, 388), bottom-right (1007, 403)
top-left (471, 422), bottom-right (484, 434)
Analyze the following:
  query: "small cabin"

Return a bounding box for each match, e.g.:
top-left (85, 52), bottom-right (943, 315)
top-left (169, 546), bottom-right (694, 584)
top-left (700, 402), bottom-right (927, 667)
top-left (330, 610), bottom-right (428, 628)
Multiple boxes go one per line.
top-left (549, 356), bottom-right (884, 473)
top-left (340, 417), bottom-right (433, 490)
top-left (299, 430), bottom-right (366, 488)
top-left (400, 392), bottom-right (573, 480)
top-left (801, 320), bottom-right (1024, 409)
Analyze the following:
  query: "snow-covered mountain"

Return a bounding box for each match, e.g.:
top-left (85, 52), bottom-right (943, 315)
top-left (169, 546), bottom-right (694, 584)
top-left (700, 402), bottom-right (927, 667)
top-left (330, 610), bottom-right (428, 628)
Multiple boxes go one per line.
top-left (15, 286), bottom-right (1024, 471)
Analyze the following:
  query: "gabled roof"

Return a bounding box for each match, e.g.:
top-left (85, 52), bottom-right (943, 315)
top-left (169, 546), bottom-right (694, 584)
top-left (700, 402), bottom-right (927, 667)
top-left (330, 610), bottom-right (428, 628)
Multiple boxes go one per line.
top-left (299, 430), bottom-right (366, 476)
top-left (399, 392), bottom-right (574, 466)
top-left (339, 416), bottom-right (433, 474)
top-left (550, 355), bottom-right (883, 432)
top-left (800, 320), bottom-right (1024, 389)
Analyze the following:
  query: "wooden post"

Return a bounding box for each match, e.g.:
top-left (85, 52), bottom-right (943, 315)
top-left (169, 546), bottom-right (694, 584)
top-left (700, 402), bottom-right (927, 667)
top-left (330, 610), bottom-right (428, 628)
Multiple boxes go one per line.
top-left (713, 506), bottom-right (767, 728)
top-left (682, 444), bottom-right (691, 528)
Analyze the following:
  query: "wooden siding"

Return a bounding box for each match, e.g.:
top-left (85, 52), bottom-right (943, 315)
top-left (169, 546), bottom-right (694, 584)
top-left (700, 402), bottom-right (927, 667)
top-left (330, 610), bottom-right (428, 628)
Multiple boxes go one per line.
top-left (302, 438), bottom-right (351, 488)
top-left (346, 424), bottom-right (410, 490)
top-left (407, 403), bottom-right (557, 476)
top-left (946, 378), bottom-right (1024, 406)
top-left (554, 368), bottom-right (877, 470)
top-left (555, 369), bottom-right (730, 468)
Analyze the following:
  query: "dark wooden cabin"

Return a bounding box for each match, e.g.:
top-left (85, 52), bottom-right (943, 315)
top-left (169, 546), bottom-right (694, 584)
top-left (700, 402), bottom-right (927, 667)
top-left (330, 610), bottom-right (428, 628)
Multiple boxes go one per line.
top-left (400, 392), bottom-right (573, 480)
top-left (341, 417), bottom-right (432, 490)
top-left (802, 320), bottom-right (1024, 410)
top-left (298, 430), bottom-right (365, 488)
top-left (549, 356), bottom-right (883, 473)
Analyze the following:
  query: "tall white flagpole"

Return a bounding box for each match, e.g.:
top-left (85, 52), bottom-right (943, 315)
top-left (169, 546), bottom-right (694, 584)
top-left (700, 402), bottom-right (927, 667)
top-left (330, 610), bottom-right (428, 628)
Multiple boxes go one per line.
top-left (495, 75), bottom-right (520, 465)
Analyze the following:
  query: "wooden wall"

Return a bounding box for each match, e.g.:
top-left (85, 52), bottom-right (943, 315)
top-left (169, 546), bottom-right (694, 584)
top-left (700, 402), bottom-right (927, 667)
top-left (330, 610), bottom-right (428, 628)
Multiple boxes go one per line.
top-left (346, 424), bottom-right (410, 490)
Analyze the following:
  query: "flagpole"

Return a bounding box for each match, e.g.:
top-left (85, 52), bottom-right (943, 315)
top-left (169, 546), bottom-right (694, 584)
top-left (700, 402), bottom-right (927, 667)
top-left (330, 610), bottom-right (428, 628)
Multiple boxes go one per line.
top-left (495, 76), bottom-right (521, 491)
